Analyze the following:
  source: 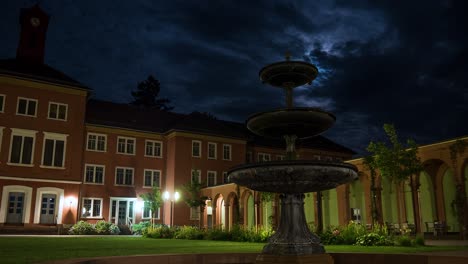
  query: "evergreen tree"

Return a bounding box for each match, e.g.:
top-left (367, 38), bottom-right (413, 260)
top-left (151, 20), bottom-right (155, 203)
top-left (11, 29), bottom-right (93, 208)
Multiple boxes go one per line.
top-left (130, 75), bottom-right (174, 111)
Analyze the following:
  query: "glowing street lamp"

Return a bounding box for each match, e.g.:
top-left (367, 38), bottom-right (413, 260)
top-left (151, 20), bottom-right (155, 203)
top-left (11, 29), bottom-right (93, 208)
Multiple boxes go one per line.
top-left (163, 191), bottom-right (180, 226)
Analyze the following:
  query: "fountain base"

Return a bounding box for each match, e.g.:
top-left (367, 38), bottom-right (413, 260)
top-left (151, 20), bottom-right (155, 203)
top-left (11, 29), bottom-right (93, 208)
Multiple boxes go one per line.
top-left (256, 253), bottom-right (334, 264)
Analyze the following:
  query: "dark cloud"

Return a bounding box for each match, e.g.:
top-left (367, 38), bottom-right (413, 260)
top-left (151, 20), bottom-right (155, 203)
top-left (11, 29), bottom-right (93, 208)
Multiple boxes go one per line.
top-left (1, 0), bottom-right (467, 155)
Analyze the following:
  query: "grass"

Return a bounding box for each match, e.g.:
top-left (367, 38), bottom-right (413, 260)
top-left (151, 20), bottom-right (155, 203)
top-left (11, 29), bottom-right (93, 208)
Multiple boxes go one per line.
top-left (0, 237), bottom-right (466, 264)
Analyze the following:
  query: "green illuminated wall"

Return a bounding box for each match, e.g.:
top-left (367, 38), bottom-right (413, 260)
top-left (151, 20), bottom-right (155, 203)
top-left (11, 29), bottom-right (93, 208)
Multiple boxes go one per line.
top-left (419, 171), bottom-right (436, 231)
top-left (247, 195), bottom-right (254, 228)
top-left (322, 189), bottom-right (339, 227)
top-left (404, 183), bottom-right (414, 224)
top-left (349, 180), bottom-right (366, 224)
top-left (381, 177), bottom-right (398, 223)
top-left (443, 169), bottom-right (459, 231)
top-left (262, 200), bottom-right (273, 228)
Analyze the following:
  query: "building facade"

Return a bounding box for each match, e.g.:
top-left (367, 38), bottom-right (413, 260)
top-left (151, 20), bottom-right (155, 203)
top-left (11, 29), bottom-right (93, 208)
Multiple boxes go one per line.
top-left (0, 5), bottom-right (466, 235)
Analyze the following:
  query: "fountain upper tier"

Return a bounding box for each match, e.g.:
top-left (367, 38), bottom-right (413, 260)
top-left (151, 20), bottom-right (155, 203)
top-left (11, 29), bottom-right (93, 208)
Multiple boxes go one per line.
top-left (259, 60), bottom-right (318, 88)
top-left (247, 107), bottom-right (335, 139)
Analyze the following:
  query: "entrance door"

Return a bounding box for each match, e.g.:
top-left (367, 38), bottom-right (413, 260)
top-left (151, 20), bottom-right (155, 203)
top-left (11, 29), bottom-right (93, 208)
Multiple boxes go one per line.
top-left (118, 201), bottom-right (127, 225)
top-left (40, 194), bottom-right (56, 224)
top-left (6, 192), bottom-right (24, 224)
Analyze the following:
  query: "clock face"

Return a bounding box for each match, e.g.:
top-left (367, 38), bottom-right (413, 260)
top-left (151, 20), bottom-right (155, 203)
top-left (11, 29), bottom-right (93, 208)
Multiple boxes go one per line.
top-left (30, 17), bottom-right (40, 27)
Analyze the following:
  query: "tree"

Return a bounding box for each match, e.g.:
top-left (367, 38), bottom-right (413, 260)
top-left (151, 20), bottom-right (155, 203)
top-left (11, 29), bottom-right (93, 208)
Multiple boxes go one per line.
top-left (362, 156), bottom-right (380, 224)
top-left (366, 124), bottom-right (423, 232)
top-left (140, 186), bottom-right (163, 227)
top-left (182, 170), bottom-right (208, 228)
top-left (130, 75), bottom-right (174, 111)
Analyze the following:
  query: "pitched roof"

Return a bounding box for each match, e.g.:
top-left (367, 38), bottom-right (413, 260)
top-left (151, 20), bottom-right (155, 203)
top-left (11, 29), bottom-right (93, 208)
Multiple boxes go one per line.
top-left (85, 99), bottom-right (356, 155)
top-left (0, 59), bottom-right (90, 90)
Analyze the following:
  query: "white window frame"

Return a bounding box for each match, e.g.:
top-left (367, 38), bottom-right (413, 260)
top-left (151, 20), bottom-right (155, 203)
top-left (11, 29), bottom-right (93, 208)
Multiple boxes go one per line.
top-left (47, 102), bottom-right (68, 121)
top-left (86, 133), bottom-right (107, 152)
top-left (276, 155), bottom-right (285, 160)
top-left (190, 206), bottom-right (200, 220)
top-left (191, 169), bottom-right (202, 184)
top-left (142, 204), bottom-right (160, 220)
top-left (222, 144), bottom-right (232, 161)
top-left (115, 167), bottom-right (134, 186)
top-left (192, 140), bottom-right (201, 158)
top-left (258, 153), bottom-right (271, 162)
top-left (144, 140), bottom-right (162, 158)
top-left (81, 198), bottom-right (103, 218)
top-left (207, 170), bottom-right (217, 187)
top-left (0, 94), bottom-right (5, 113)
top-left (40, 132), bottom-right (68, 169)
top-left (83, 164), bottom-right (105, 185)
top-left (0, 127), bottom-right (4, 155)
top-left (8, 128), bottom-right (37, 167)
top-left (207, 142), bottom-right (217, 160)
top-left (116, 136), bottom-right (136, 155)
top-left (16, 97), bottom-right (38, 117)
top-left (143, 169), bottom-right (161, 188)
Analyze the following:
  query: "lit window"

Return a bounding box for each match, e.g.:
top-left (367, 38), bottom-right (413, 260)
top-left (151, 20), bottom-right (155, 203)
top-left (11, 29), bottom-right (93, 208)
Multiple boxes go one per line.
top-left (192, 140), bottom-right (201, 157)
top-left (258, 153), bottom-right (271, 162)
top-left (82, 198), bottom-right (102, 218)
top-left (143, 169), bottom-right (161, 188)
top-left (207, 171), bottom-right (217, 187)
top-left (190, 207), bottom-right (200, 220)
top-left (8, 128), bottom-right (37, 166)
top-left (115, 167), bottom-right (134, 186)
top-left (84, 164), bottom-right (105, 184)
top-left (86, 133), bottom-right (107, 152)
top-left (142, 202), bottom-right (160, 219)
top-left (48, 102), bottom-right (68, 121)
top-left (0, 94), bottom-right (5, 113)
top-left (223, 172), bottom-right (229, 184)
top-left (223, 144), bottom-right (232, 160)
top-left (16, 97), bottom-right (37, 117)
top-left (208, 142), bottom-right (217, 159)
top-left (117, 137), bottom-right (135, 155)
top-left (191, 169), bottom-right (201, 184)
top-left (145, 140), bottom-right (162, 157)
top-left (41, 132), bottom-right (67, 168)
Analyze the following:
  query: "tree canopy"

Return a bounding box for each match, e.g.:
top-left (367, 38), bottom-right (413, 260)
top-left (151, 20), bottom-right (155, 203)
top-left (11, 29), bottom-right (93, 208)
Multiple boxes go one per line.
top-left (130, 75), bottom-right (174, 111)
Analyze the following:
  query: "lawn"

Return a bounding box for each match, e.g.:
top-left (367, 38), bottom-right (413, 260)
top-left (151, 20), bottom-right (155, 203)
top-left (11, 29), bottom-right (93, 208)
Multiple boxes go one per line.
top-left (0, 237), bottom-right (467, 264)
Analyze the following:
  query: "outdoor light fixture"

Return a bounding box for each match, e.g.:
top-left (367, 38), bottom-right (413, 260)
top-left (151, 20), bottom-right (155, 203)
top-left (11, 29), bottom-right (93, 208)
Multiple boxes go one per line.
top-left (163, 191), bottom-right (180, 226)
top-left (66, 196), bottom-right (76, 207)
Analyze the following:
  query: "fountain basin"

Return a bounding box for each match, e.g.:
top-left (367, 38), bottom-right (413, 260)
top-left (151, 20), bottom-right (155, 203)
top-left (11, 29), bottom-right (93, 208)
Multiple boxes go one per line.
top-left (228, 160), bottom-right (357, 193)
top-left (246, 108), bottom-right (336, 139)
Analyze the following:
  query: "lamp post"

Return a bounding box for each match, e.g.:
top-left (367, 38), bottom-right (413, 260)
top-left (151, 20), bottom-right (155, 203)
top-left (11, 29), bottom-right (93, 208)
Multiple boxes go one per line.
top-left (163, 191), bottom-right (180, 226)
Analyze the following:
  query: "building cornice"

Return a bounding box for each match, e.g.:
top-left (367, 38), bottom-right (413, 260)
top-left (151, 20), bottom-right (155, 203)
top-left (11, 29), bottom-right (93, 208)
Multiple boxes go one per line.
top-left (0, 75), bottom-right (88, 96)
top-left (0, 176), bottom-right (82, 184)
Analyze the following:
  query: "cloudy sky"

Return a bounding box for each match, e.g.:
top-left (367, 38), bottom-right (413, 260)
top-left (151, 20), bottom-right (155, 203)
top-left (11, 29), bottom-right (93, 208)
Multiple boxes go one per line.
top-left (1, 0), bottom-right (467, 155)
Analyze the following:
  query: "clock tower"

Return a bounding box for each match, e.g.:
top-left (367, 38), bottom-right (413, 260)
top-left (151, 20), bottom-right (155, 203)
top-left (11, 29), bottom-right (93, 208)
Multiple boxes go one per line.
top-left (16, 4), bottom-right (50, 64)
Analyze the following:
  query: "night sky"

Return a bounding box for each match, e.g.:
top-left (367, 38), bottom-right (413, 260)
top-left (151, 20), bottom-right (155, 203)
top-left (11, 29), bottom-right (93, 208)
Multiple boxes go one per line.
top-left (1, 1), bottom-right (467, 155)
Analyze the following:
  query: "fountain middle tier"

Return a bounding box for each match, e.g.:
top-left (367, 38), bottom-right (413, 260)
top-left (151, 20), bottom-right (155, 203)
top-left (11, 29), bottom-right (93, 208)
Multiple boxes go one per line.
top-left (228, 160), bottom-right (357, 194)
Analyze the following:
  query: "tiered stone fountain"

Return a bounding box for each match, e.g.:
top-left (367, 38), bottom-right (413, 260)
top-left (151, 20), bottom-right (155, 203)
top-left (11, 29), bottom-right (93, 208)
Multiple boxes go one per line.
top-left (228, 55), bottom-right (358, 264)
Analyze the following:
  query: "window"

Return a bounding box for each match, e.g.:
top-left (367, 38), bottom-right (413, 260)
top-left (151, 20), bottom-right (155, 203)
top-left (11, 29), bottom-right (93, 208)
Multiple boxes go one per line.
top-left (276, 155), bottom-right (285, 160)
top-left (0, 94), bottom-right (5, 113)
top-left (207, 142), bottom-right (217, 159)
top-left (190, 206), bottom-right (200, 220)
top-left (223, 144), bottom-right (232, 160)
top-left (0, 127), bottom-right (4, 154)
top-left (145, 140), bottom-right (162, 157)
top-left (207, 171), bottom-right (217, 187)
top-left (258, 153), bottom-right (271, 162)
top-left (115, 167), bottom-right (134, 186)
top-left (117, 136), bottom-right (135, 155)
top-left (48, 102), bottom-right (67, 121)
top-left (41, 132), bottom-right (67, 168)
top-left (246, 151), bottom-right (253, 163)
top-left (142, 202), bottom-right (160, 219)
top-left (16, 97), bottom-right (37, 117)
top-left (143, 169), bottom-right (161, 188)
top-left (86, 133), bottom-right (106, 152)
top-left (84, 164), bottom-right (105, 184)
top-left (191, 169), bottom-right (201, 184)
top-left (223, 172), bottom-right (229, 184)
top-left (8, 128), bottom-right (37, 166)
top-left (81, 198), bottom-right (102, 218)
top-left (192, 140), bottom-right (201, 157)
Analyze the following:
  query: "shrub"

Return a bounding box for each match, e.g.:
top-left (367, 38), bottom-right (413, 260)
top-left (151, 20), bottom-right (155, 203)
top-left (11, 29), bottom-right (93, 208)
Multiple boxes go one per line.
top-left (414, 234), bottom-right (425, 246)
top-left (68, 221), bottom-right (95, 235)
top-left (355, 233), bottom-right (393, 246)
top-left (175, 226), bottom-right (204, 240)
top-left (109, 224), bottom-right (120, 235)
top-left (132, 221), bottom-right (151, 235)
top-left (396, 235), bottom-right (412, 247)
top-left (95, 220), bottom-right (112, 234)
top-left (340, 221), bottom-right (367, 245)
top-left (206, 228), bottom-right (231, 241)
top-left (144, 225), bottom-right (175, 239)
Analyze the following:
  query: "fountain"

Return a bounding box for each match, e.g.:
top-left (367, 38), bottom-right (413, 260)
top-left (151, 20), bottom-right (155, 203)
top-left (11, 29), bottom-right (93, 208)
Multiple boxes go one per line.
top-left (228, 55), bottom-right (358, 264)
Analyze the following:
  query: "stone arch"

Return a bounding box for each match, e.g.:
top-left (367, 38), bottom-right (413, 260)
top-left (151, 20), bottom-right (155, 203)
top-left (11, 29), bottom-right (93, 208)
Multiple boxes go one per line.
top-left (442, 168), bottom-right (459, 231)
top-left (226, 191), bottom-right (239, 229)
top-left (214, 194), bottom-right (225, 229)
top-left (419, 170), bottom-right (437, 231)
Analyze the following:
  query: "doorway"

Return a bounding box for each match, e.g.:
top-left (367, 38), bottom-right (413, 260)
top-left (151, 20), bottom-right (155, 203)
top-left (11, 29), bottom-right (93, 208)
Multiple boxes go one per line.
top-left (6, 192), bottom-right (24, 224)
top-left (40, 194), bottom-right (56, 224)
